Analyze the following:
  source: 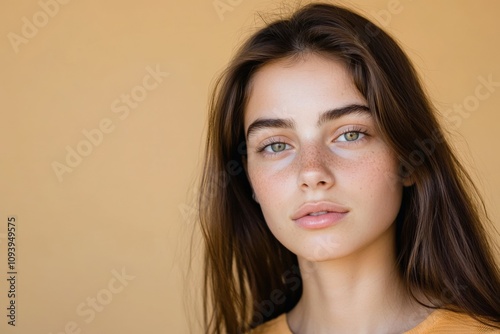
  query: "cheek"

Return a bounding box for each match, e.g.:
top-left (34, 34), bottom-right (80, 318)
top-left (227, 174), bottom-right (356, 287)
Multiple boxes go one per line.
top-left (248, 162), bottom-right (292, 203)
top-left (351, 153), bottom-right (401, 190)
top-left (247, 162), bottom-right (297, 232)
top-left (246, 156), bottom-right (299, 250)
top-left (347, 151), bottom-right (403, 216)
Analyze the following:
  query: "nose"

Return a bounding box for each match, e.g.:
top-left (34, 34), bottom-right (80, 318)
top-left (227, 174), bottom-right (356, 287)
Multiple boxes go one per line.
top-left (297, 145), bottom-right (335, 190)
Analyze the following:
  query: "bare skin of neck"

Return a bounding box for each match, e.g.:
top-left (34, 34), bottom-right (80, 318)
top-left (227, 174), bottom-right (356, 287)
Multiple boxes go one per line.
top-left (286, 225), bottom-right (433, 334)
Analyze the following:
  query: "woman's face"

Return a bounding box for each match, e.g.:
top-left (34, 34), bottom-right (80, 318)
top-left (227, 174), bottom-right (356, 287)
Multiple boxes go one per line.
top-left (244, 54), bottom-right (405, 262)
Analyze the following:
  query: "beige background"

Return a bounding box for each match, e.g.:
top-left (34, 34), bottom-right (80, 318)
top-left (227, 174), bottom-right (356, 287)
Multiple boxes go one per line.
top-left (0, 0), bottom-right (499, 333)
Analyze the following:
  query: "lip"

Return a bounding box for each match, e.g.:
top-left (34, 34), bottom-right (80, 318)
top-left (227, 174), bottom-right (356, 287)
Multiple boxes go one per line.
top-left (291, 201), bottom-right (349, 229)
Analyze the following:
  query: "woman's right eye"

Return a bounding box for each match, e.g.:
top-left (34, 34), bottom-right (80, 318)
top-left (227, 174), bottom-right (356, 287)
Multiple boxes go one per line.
top-left (260, 142), bottom-right (291, 154)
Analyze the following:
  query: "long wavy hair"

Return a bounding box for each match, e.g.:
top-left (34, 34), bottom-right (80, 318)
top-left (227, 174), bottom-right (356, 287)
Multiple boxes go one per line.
top-left (198, 2), bottom-right (500, 333)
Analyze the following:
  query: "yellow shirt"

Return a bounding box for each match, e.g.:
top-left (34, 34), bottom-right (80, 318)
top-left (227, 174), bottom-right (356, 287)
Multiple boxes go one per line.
top-left (250, 309), bottom-right (500, 333)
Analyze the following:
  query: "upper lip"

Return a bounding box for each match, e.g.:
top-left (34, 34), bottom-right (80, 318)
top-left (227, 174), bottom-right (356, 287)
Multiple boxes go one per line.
top-left (291, 201), bottom-right (349, 220)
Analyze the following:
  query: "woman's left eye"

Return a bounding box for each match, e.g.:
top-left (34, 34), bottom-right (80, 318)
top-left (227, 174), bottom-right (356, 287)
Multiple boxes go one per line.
top-left (336, 131), bottom-right (365, 142)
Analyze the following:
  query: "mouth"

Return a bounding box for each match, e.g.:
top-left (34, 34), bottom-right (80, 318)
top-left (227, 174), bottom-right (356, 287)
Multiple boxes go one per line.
top-left (292, 202), bottom-right (349, 220)
top-left (292, 202), bottom-right (349, 229)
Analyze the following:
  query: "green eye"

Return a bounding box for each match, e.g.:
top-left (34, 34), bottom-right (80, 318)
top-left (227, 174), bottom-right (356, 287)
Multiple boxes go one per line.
top-left (344, 132), bottom-right (359, 141)
top-left (270, 143), bottom-right (287, 152)
top-left (337, 131), bottom-right (365, 142)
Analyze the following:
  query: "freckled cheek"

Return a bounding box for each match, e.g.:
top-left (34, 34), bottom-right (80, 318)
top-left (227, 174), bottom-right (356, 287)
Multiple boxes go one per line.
top-left (336, 152), bottom-right (401, 192)
top-left (248, 159), bottom-right (295, 203)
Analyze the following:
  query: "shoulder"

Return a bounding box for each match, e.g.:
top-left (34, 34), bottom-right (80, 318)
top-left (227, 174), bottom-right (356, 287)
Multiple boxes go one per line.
top-left (405, 309), bottom-right (500, 334)
top-left (249, 313), bottom-right (292, 334)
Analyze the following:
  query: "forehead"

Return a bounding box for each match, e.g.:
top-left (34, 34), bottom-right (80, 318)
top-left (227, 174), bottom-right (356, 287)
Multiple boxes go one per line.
top-left (244, 54), bottom-right (366, 128)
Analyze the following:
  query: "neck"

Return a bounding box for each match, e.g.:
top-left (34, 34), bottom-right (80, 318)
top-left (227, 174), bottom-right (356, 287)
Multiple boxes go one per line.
top-left (287, 225), bottom-right (431, 334)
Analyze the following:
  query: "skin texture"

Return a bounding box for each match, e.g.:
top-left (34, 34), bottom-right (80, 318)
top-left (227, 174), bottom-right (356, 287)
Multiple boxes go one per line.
top-left (244, 54), bottom-right (429, 333)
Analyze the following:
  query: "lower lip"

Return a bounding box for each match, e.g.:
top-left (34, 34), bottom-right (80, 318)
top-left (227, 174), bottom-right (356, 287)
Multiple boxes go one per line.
top-left (294, 212), bottom-right (347, 229)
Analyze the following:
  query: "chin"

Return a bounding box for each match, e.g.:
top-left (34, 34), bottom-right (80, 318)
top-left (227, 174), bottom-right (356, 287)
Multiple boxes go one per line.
top-left (287, 235), bottom-right (348, 262)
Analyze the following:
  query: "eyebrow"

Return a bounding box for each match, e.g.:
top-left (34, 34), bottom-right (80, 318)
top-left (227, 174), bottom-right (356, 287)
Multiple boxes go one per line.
top-left (246, 104), bottom-right (370, 139)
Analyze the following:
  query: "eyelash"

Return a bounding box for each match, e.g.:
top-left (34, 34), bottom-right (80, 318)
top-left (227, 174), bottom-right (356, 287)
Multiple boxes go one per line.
top-left (255, 127), bottom-right (369, 156)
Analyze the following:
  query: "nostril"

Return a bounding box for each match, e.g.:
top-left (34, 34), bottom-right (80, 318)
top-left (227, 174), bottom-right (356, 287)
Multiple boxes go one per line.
top-left (297, 161), bottom-right (335, 190)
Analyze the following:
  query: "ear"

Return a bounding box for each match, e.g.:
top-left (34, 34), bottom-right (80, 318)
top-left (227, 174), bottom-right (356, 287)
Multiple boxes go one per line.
top-left (399, 163), bottom-right (416, 187)
top-left (402, 174), bottom-right (415, 187)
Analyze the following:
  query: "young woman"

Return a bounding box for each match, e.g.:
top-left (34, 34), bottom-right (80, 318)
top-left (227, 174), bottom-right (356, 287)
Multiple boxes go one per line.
top-left (198, 2), bottom-right (500, 333)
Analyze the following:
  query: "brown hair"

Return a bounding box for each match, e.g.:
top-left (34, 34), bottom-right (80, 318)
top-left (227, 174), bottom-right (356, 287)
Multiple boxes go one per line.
top-left (198, 2), bottom-right (500, 333)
